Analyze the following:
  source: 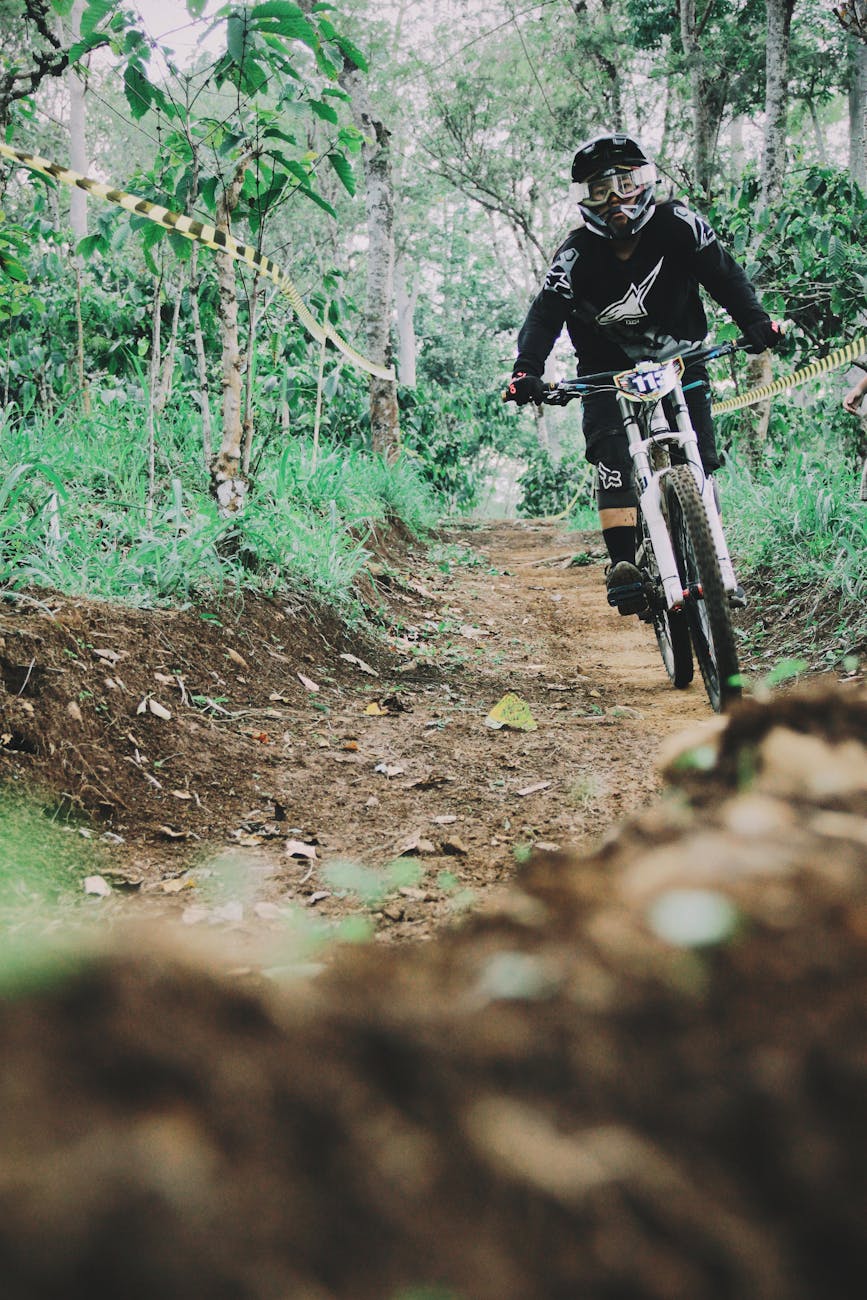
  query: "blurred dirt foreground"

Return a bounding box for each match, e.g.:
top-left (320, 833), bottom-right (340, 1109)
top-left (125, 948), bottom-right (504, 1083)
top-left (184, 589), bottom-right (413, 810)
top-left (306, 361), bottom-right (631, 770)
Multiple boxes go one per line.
top-left (0, 681), bottom-right (866, 1300)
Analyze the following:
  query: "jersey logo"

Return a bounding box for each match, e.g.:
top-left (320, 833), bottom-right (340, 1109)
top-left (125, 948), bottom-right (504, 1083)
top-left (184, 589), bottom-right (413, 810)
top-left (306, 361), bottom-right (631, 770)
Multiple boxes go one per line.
top-left (596, 258), bottom-right (664, 328)
top-left (672, 204), bottom-right (716, 250)
top-left (597, 462), bottom-right (623, 490)
top-left (543, 247), bottom-right (579, 300)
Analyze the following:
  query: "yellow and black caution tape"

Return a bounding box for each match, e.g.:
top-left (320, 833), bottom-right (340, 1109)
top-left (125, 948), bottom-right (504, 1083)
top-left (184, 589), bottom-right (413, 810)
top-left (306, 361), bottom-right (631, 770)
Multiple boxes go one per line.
top-left (711, 333), bottom-right (867, 415)
top-left (0, 141), bottom-right (394, 381)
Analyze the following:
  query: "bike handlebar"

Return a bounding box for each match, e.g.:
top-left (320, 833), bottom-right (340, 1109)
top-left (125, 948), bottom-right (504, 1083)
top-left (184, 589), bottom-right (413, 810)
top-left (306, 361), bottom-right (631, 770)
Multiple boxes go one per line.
top-left (503, 337), bottom-right (750, 405)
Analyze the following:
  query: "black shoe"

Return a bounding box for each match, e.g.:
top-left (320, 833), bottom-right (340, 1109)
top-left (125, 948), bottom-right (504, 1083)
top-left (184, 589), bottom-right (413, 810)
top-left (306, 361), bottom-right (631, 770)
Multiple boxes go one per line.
top-left (605, 561), bottom-right (647, 616)
top-left (729, 584), bottom-right (747, 609)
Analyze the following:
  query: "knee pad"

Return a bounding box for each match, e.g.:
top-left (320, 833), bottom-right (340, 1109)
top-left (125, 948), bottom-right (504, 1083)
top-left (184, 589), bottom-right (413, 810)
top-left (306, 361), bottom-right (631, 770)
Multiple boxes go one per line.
top-left (587, 432), bottom-right (636, 509)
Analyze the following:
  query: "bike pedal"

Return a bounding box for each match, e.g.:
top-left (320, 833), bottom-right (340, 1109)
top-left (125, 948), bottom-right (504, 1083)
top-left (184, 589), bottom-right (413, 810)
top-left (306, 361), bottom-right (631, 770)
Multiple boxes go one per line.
top-left (606, 583), bottom-right (647, 616)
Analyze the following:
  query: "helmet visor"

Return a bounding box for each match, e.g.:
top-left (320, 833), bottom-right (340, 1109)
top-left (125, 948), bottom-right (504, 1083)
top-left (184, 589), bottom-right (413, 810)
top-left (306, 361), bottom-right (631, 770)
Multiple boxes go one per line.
top-left (570, 163), bottom-right (657, 208)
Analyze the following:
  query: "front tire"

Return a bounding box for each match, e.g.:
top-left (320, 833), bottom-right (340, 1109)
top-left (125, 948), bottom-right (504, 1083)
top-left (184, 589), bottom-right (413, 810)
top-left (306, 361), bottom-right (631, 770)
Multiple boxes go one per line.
top-left (663, 466), bottom-right (742, 713)
top-left (637, 507), bottom-right (693, 689)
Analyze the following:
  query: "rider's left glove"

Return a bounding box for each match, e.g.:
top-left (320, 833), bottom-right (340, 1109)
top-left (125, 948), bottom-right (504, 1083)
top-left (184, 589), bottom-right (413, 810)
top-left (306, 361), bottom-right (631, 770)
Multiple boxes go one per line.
top-left (743, 319), bottom-right (783, 354)
top-left (506, 372), bottom-right (545, 406)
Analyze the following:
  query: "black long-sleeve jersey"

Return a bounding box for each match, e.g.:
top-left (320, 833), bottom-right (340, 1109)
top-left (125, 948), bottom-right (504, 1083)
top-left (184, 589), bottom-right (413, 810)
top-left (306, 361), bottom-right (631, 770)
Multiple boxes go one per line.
top-left (515, 199), bottom-right (771, 376)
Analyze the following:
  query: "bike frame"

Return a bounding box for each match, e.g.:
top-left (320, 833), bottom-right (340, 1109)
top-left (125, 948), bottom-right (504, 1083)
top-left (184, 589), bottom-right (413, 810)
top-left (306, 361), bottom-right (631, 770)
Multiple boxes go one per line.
top-left (545, 341), bottom-right (740, 614)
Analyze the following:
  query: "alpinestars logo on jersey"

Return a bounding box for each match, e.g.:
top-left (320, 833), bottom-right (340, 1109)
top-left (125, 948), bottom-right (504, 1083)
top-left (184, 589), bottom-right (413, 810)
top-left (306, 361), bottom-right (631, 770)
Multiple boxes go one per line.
top-left (596, 257), bottom-right (664, 328)
top-left (544, 247), bottom-right (579, 300)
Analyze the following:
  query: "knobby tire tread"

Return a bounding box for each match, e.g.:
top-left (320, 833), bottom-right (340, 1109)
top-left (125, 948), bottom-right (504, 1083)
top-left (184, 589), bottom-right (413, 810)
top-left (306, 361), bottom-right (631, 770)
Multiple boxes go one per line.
top-left (637, 507), bottom-right (693, 689)
top-left (664, 466), bottom-right (741, 712)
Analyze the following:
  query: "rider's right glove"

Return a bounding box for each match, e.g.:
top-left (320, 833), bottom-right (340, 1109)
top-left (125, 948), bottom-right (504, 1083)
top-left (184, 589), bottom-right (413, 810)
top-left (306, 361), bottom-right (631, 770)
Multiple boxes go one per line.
top-left (743, 319), bottom-right (783, 354)
top-left (506, 372), bottom-right (545, 406)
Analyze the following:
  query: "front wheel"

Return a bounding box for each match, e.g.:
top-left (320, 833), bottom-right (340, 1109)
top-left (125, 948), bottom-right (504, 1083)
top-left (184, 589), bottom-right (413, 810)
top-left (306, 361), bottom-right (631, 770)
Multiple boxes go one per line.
top-left (663, 466), bottom-right (742, 713)
top-left (637, 507), bottom-right (693, 689)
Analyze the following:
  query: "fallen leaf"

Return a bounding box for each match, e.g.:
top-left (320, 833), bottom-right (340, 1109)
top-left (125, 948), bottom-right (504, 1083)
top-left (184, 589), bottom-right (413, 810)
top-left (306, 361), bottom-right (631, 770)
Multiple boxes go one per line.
top-left (153, 672), bottom-right (175, 685)
top-left (396, 835), bottom-right (437, 856)
top-left (249, 730), bottom-right (271, 744)
top-left (148, 698), bottom-right (172, 721)
top-left (91, 647), bottom-right (120, 664)
top-left (431, 814), bottom-right (458, 825)
top-left (460, 624), bottom-right (487, 639)
top-left (374, 762), bottom-right (405, 778)
top-left (136, 697), bottom-right (148, 715)
top-left (342, 740), bottom-right (359, 752)
top-left (297, 672), bottom-right (320, 692)
top-left (517, 780), bottom-right (551, 797)
top-left (534, 841), bottom-right (561, 852)
top-left (161, 877), bottom-right (196, 893)
top-left (231, 831), bottom-right (264, 847)
top-left (364, 701), bottom-right (389, 716)
top-left (285, 839), bottom-right (318, 860)
top-left (83, 875), bottom-right (111, 897)
top-left (170, 789), bottom-right (192, 800)
top-left (227, 648), bottom-right (249, 669)
top-left (269, 692), bottom-right (292, 703)
top-left (441, 836), bottom-right (468, 855)
top-left (308, 890), bottom-right (331, 905)
top-left (340, 653), bottom-right (378, 676)
top-left (66, 701), bottom-right (83, 723)
top-left (485, 693), bottom-right (538, 732)
top-left (158, 826), bottom-right (195, 840)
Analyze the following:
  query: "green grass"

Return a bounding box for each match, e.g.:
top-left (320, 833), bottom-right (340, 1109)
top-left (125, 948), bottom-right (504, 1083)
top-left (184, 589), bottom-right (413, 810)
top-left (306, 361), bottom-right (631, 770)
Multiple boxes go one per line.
top-left (719, 424), bottom-right (867, 650)
top-left (0, 399), bottom-right (438, 610)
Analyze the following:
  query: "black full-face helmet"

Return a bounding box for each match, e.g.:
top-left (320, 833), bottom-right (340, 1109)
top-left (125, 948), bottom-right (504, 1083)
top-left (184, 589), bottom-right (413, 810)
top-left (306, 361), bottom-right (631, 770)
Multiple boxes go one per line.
top-left (570, 133), bottom-right (657, 239)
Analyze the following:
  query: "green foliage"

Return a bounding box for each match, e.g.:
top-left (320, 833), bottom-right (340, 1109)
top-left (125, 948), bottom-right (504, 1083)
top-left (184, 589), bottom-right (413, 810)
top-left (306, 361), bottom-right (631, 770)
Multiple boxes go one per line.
top-left (721, 392), bottom-right (867, 650)
top-left (516, 447), bottom-right (594, 520)
top-left (706, 165), bottom-right (867, 354)
top-left (0, 398), bottom-right (436, 610)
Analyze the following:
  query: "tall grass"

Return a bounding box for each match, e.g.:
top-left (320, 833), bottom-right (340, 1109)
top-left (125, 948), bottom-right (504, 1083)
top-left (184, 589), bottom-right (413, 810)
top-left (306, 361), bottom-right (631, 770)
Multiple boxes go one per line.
top-left (719, 402), bottom-right (867, 649)
top-left (0, 398), bottom-right (438, 610)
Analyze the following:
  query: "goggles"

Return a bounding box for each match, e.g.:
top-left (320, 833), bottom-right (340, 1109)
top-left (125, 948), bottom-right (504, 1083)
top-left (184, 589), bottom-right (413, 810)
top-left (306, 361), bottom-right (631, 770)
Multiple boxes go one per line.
top-left (570, 163), bottom-right (657, 209)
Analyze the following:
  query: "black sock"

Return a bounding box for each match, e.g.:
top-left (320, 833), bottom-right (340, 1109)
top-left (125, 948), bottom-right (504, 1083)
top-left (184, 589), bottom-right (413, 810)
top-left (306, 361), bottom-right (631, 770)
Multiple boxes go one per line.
top-left (602, 526), bottom-right (636, 566)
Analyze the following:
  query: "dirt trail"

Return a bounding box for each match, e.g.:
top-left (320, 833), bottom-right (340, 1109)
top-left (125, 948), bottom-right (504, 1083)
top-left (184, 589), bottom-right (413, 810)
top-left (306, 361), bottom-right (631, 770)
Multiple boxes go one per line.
top-left (0, 519), bottom-right (728, 960)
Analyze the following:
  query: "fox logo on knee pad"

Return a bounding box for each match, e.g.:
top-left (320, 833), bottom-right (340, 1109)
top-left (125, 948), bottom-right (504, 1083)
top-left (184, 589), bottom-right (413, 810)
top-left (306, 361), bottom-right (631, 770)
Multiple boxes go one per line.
top-left (597, 463), bottom-right (623, 491)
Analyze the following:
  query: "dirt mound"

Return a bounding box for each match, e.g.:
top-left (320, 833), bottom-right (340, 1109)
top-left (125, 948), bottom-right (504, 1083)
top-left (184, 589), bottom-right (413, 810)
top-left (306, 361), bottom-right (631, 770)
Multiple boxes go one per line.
top-left (1, 680), bottom-right (865, 1299)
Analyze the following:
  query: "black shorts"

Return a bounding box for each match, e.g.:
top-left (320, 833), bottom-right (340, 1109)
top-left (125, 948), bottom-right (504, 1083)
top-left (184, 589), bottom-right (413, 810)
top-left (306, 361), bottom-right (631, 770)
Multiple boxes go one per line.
top-left (583, 364), bottom-right (721, 509)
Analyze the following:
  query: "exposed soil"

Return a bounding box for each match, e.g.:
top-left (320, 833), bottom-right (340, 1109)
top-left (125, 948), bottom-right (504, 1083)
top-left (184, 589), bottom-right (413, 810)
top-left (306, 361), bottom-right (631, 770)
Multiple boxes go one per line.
top-left (1, 521), bottom-right (866, 1299)
top-left (1, 519), bottom-right (750, 957)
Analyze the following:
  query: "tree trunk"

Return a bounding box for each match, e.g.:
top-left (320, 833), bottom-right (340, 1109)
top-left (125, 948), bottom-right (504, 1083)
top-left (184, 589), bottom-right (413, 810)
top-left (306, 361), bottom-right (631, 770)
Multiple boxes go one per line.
top-left (65, 0), bottom-right (88, 244)
top-left (850, 38), bottom-right (867, 191)
top-left (211, 158), bottom-right (250, 514)
top-left (188, 244), bottom-right (213, 470)
top-left (761, 0), bottom-right (797, 206)
top-left (155, 268), bottom-right (184, 414)
top-left (738, 352), bottom-right (773, 469)
top-left (678, 0), bottom-right (727, 198)
top-left (342, 67), bottom-right (400, 459)
top-left (394, 254), bottom-right (418, 389)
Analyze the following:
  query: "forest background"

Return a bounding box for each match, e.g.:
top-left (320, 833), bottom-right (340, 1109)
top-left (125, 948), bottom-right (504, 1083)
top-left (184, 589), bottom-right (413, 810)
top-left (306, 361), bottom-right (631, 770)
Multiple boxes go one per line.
top-left (0, 0), bottom-right (866, 655)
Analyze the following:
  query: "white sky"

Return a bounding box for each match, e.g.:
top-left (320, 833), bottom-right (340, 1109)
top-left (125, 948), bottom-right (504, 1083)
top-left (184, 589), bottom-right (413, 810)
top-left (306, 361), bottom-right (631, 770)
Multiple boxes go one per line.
top-left (131, 0), bottom-right (221, 69)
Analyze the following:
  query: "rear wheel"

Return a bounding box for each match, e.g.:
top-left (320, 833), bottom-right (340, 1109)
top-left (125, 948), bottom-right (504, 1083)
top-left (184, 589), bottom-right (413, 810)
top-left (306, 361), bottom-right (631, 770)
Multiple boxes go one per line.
top-left (663, 466), bottom-right (741, 712)
top-left (637, 508), bottom-right (693, 689)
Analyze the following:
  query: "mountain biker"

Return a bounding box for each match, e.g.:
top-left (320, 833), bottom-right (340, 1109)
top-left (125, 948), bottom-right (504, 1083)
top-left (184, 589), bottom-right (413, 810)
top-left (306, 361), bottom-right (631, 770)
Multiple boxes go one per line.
top-left (505, 132), bottom-right (781, 614)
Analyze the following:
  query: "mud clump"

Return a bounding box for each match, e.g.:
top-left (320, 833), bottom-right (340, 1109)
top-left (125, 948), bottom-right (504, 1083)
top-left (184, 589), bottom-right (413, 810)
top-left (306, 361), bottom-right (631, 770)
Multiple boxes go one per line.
top-left (0, 682), bottom-right (866, 1299)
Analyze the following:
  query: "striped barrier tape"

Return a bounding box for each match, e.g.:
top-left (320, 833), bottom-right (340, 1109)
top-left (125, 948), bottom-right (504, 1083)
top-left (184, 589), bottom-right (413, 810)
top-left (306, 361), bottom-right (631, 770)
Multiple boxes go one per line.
top-left (0, 140), bottom-right (395, 382)
top-left (711, 332), bottom-right (867, 414)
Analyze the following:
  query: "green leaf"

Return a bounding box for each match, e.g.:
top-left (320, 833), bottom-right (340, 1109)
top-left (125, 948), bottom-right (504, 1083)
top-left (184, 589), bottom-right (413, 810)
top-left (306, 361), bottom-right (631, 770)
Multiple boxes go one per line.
top-left (251, 1), bottom-right (318, 47)
top-left (68, 32), bottom-right (110, 62)
top-left (227, 12), bottom-right (249, 63)
top-left (309, 99), bottom-right (338, 124)
top-left (80, 0), bottom-right (115, 38)
top-left (326, 151), bottom-right (355, 195)
top-left (124, 64), bottom-right (153, 121)
top-left (186, 0), bottom-right (208, 14)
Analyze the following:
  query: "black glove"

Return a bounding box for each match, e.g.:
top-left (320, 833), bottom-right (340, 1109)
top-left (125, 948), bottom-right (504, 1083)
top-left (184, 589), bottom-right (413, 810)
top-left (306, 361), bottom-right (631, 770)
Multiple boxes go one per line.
top-left (506, 372), bottom-right (545, 406)
top-left (743, 319), bottom-right (783, 354)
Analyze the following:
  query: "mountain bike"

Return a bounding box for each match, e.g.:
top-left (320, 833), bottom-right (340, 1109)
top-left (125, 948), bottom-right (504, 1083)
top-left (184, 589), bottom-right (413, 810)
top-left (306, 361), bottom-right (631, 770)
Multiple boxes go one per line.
top-left (539, 341), bottom-right (746, 713)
